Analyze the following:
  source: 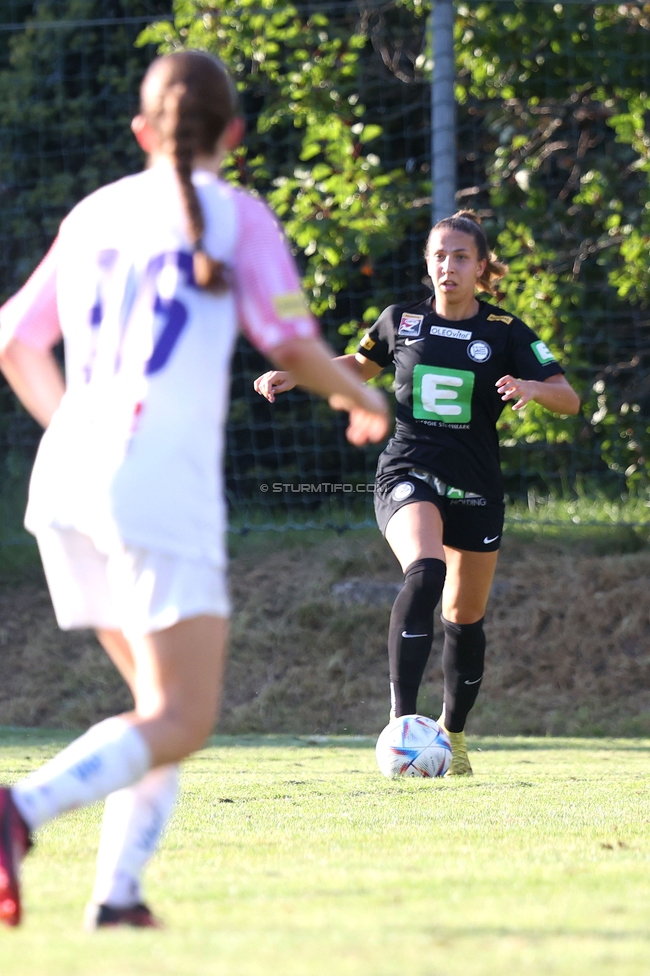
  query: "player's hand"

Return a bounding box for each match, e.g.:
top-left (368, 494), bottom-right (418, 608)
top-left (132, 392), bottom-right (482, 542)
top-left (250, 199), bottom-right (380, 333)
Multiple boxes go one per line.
top-left (329, 388), bottom-right (390, 446)
top-left (253, 370), bottom-right (296, 403)
top-left (496, 374), bottom-right (539, 411)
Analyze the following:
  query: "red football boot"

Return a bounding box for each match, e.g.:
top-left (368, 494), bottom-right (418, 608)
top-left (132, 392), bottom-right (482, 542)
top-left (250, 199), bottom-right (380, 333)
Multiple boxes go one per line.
top-left (0, 787), bottom-right (32, 927)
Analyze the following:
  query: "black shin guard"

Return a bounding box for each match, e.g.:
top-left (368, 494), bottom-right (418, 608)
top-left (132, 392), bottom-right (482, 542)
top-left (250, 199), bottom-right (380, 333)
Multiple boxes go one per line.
top-left (441, 616), bottom-right (486, 733)
top-left (388, 558), bottom-right (446, 717)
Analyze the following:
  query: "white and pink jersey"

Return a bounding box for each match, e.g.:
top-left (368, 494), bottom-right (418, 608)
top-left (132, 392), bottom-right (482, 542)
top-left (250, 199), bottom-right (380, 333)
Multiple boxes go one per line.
top-left (0, 163), bottom-right (318, 563)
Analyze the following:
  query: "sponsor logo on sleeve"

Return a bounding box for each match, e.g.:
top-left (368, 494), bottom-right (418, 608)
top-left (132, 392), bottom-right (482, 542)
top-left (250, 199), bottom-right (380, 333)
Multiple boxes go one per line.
top-left (398, 313), bottom-right (424, 337)
top-left (446, 486), bottom-right (484, 501)
top-left (467, 340), bottom-right (492, 363)
top-left (359, 333), bottom-right (376, 351)
top-left (273, 292), bottom-right (309, 320)
top-left (487, 313), bottom-right (513, 325)
top-left (531, 340), bottom-right (557, 364)
top-left (429, 325), bottom-right (472, 340)
top-left (412, 365), bottom-right (475, 424)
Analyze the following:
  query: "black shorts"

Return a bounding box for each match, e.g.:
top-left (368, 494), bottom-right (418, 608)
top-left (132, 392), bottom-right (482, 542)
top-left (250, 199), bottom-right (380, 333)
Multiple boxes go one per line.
top-left (373, 467), bottom-right (505, 552)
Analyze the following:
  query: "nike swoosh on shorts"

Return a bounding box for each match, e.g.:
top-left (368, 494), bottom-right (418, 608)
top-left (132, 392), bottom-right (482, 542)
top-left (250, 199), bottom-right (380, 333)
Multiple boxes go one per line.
top-left (483, 535), bottom-right (499, 544)
top-left (464, 677), bottom-right (483, 685)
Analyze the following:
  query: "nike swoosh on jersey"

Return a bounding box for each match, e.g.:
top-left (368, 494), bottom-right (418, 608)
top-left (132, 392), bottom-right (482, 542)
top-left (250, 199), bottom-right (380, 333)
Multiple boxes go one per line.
top-left (402, 631), bottom-right (428, 638)
top-left (483, 535), bottom-right (499, 544)
top-left (404, 338), bottom-right (425, 345)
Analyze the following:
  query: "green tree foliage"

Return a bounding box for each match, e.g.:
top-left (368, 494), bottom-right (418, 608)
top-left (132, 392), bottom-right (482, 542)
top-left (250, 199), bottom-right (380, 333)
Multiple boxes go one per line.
top-left (0, 0), bottom-right (168, 295)
top-left (143, 0), bottom-right (650, 496)
top-left (453, 1), bottom-right (650, 489)
top-left (138, 0), bottom-right (413, 320)
top-left (0, 1), bottom-right (168, 511)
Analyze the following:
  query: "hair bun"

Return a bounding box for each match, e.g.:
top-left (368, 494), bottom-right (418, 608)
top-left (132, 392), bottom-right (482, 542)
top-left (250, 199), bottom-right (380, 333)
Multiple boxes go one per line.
top-left (452, 209), bottom-right (482, 226)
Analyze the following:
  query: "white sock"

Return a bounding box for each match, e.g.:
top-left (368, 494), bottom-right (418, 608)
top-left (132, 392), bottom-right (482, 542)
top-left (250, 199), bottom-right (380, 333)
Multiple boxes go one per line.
top-left (91, 764), bottom-right (179, 909)
top-left (12, 717), bottom-right (151, 831)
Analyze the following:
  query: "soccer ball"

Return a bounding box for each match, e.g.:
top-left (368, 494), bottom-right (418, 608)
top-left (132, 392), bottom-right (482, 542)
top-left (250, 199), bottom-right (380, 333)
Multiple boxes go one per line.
top-left (375, 714), bottom-right (452, 778)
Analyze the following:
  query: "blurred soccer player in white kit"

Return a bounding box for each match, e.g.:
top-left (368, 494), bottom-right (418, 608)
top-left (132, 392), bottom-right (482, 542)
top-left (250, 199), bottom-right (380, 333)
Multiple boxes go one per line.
top-left (0, 50), bottom-right (388, 929)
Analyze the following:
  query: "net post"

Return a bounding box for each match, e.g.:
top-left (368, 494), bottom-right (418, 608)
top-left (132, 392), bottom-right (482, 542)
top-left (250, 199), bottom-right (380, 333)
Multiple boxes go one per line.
top-left (431, 0), bottom-right (456, 225)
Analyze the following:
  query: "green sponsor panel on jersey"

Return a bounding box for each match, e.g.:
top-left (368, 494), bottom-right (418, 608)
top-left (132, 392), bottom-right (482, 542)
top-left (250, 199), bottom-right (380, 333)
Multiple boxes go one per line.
top-left (531, 340), bottom-right (557, 364)
top-left (412, 365), bottom-right (475, 424)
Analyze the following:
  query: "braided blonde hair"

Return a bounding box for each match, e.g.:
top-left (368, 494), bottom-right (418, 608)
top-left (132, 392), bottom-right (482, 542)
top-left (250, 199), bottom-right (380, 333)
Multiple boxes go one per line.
top-left (141, 51), bottom-right (239, 292)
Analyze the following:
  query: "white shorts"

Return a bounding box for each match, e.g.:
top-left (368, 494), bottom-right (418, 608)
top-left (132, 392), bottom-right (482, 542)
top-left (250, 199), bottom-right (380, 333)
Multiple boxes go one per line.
top-left (36, 528), bottom-right (231, 636)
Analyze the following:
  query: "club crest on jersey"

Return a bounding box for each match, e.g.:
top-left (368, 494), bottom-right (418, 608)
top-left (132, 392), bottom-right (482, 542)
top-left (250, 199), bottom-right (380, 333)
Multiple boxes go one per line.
top-left (398, 313), bottom-right (424, 337)
top-left (467, 340), bottom-right (492, 363)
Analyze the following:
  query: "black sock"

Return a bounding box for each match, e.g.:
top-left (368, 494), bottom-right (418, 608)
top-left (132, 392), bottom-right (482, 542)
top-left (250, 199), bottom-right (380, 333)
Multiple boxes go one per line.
top-left (441, 616), bottom-right (486, 733)
top-left (388, 558), bottom-right (446, 717)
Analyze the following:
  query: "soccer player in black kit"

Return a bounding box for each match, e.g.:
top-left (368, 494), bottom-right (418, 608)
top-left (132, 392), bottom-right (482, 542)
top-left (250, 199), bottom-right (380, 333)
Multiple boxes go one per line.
top-left (255, 211), bottom-right (580, 775)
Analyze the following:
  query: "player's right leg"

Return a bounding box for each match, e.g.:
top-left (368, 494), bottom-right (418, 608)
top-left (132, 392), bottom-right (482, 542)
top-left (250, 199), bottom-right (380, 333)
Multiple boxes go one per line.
top-left (1, 614), bottom-right (228, 927)
top-left (380, 489), bottom-right (446, 719)
top-left (0, 710), bottom-right (153, 928)
top-left (0, 789), bottom-right (32, 925)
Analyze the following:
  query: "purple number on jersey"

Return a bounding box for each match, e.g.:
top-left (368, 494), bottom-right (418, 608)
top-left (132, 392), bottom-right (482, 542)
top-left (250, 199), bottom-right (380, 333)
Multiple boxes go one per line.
top-left (84, 249), bottom-right (194, 382)
top-left (89, 248), bottom-right (120, 329)
top-left (84, 248), bottom-right (120, 381)
top-left (145, 251), bottom-right (194, 376)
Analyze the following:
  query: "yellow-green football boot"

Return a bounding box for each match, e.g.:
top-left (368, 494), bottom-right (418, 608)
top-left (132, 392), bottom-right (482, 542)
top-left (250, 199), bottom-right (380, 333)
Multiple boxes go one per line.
top-left (438, 711), bottom-right (473, 776)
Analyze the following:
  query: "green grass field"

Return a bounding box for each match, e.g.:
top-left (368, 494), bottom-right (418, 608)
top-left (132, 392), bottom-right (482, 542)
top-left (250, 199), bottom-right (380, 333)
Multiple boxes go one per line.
top-left (1, 729), bottom-right (649, 976)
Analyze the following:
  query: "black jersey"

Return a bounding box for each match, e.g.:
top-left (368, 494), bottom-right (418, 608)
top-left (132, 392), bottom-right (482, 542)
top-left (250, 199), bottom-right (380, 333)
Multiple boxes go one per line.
top-left (357, 296), bottom-right (564, 499)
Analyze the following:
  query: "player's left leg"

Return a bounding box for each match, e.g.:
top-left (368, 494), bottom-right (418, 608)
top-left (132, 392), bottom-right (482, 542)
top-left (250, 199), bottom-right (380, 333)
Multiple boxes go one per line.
top-left (86, 630), bottom-right (179, 928)
top-left (85, 763), bottom-right (179, 930)
top-left (439, 547), bottom-right (499, 775)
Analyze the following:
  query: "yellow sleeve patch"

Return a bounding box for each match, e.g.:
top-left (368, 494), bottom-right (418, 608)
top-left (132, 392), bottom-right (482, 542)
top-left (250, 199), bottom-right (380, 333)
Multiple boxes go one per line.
top-left (360, 333), bottom-right (376, 351)
top-left (273, 292), bottom-right (309, 320)
top-left (487, 313), bottom-right (513, 325)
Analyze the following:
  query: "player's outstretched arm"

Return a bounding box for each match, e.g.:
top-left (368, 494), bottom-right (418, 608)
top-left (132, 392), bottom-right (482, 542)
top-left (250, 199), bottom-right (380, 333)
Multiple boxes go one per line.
top-left (266, 337), bottom-right (389, 445)
top-left (254, 351), bottom-right (380, 402)
top-left (496, 373), bottom-right (580, 415)
top-left (0, 336), bottom-right (65, 428)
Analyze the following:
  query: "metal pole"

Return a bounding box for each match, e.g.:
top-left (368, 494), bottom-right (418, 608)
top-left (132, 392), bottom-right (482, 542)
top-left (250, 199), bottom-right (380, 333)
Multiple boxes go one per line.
top-left (431, 0), bottom-right (456, 225)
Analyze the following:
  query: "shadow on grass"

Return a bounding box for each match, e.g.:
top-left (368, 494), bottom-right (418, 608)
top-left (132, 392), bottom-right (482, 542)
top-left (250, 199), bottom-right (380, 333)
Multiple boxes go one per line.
top-left (3, 728), bottom-right (650, 753)
top-left (468, 736), bottom-right (650, 753)
top-left (208, 734), bottom-right (378, 749)
top-left (207, 734), bottom-right (650, 752)
top-left (424, 925), bottom-right (650, 942)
